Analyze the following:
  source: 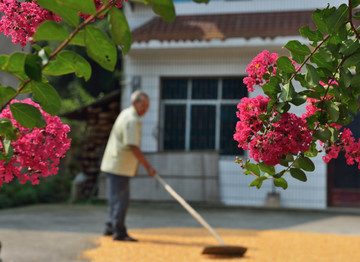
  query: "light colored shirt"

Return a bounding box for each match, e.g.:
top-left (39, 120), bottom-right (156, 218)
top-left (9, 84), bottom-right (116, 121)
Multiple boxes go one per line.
top-left (100, 106), bottom-right (142, 177)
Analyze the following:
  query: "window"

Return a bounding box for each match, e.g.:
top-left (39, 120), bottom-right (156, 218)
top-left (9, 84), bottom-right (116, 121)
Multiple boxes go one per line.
top-left (160, 77), bottom-right (247, 155)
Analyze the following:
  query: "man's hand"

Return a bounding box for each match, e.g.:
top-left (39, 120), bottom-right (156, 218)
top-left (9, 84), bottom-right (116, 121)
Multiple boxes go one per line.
top-left (129, 145), bottom-right (157, 178)
top-left (146, 166), bottom-right (157, 177)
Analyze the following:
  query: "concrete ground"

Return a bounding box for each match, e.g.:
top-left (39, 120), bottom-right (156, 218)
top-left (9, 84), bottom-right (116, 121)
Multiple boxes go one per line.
top-left (0, 202), bottom-right (360, 262)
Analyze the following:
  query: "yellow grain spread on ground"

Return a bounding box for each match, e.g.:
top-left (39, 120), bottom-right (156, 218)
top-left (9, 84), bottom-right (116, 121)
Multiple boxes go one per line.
top-left (82, 228), bottom-right (360, 262)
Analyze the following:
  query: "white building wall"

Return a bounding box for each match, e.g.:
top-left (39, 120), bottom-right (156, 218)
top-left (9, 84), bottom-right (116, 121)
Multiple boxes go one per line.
top-left (124, 43), bottom-right (328, 209)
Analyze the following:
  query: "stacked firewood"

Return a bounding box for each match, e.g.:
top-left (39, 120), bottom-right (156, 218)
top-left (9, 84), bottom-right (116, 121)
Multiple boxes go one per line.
top-left (77, 101), bottom-right (120, 199)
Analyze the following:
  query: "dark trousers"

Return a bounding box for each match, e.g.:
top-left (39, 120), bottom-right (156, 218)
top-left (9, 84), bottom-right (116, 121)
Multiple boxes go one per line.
top-left (105, 172), bottom-right (130, 237)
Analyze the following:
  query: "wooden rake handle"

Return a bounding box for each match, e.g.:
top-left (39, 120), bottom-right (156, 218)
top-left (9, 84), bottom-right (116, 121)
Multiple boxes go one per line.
top-left (154, 174), bottom-right (225, 246)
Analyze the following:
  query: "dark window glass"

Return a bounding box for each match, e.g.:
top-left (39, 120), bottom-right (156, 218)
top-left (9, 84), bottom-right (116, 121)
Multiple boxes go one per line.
top-left (190, 105), bottom-right (216, 150)
top-left (331, 112), bottom-right (360, 189)
top-left (192, 79), bottom-right (218, 99)
top-left (161, 79), bottom-right (188, 99)
top-left (163, 105), bottom-right (186, 150)
top-left (222, 78), bottom-right (248, 99)
top-left (220, 105), bottom-right (244, 155)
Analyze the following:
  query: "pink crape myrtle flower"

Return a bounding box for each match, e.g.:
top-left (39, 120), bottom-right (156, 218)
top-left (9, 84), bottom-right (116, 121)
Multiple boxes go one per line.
top-left (302, 80), bottom-right (339, 119)
top-left (322, 128), bottom-right (360, 169)
top-left (0, 0), bottom-right (61, 48)
top-left (243, 50), bottom-right (278, 92)
top-left (234, 95), bottom-right (312, 166)
top-left (0, 99), bottom-right (71, 186)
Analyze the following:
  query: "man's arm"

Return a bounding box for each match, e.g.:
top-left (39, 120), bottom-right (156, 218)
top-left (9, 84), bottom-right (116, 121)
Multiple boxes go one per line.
top-left (129, 145), bottom-right (157, 177)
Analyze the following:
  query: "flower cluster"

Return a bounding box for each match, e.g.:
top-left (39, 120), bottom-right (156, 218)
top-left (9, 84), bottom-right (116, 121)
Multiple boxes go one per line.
top-left (243, 50), bottom-right (278, 92)
top-left (0, 0), bottom-right (61, 48)
top-left (302, 80), bottom-right (338, 119)
top-left (234, 96), bottom-right (312, 165)
top-left (322, 128), bottom-right (360, 168)
top-left (0, 99), bottom-right (71, 186)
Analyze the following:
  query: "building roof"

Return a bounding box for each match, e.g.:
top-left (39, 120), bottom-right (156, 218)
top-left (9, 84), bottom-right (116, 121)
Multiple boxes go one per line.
top-left (132, 10), bottom-right (316, 43)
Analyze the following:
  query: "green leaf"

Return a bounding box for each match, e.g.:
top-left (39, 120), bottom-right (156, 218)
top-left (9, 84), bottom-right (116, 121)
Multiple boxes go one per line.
top-left (314, 128), bottom-right (331, 142)
top-left (69, 30), bottom-right (85, 46)
top-left (249, 176), bottom-right (268, 189)
top-left (108, 7), bottom-right (132, 55)
top-left (305, 142), bottom-right (318, 158)
top-left (25, 54), bottom-right (42, 82)
top-left (262, 77), bottom-right (281, 99)
top-left (33, 21), bottom-right (69, 42)
top-left (0, 118), bottom-right (17, 140)
top-left (343, 53), bottom-right (360, 68)
top-left (326, 4), bottom-right (348, 33)
top-left (351, 74), bottom-right (360, 88)
top-left (340, 39), bottom-right (360, 56)
top-left (290, 168), bottom-right (307, 182)
top-left (59, 51), bottom-right (92, 81)
top-left (9, 103), bottom-right (46, 128)
top-left (37, 0), bottom-right (79, 27)
top-left (275, 102), bottom-right (290, 114)
top-left (148, 0), bottom-right (176, 23)
top-left (284, 40), bottom-right (311, 56)
top-left (259, 162), bottom-right (275, 175)
top-left (266, 99), bottom-right (276, 113)
top-left (43, 51), bottom-right (92, 81)
top-left (340, 68), bottom-right (352, 88)
top-left (43, 58), bottom-right (74, 76)
top-left (31, 81), bottom-right (61, 116)
top-left (85, 26), bottom-right (117, 71)
top-left (310, 53), bottom-right (336, 71)
top-left (276, 56), bottom-right (295, 73)
top-left (1, 52), bottom-right (28, 81)
top-left (0, 55), bottom-right (8, 68)
top-left (353, 0), bottom-right (360, 7)
top-left (55, 0), bottom-right (96, 15)
top-left (245, 162), bottom-right (260, 176)
top-left (294, 156), bottom-right (315, 172)
top-left (305, 64), bottom-right (319, 88)
top-left (273, 177), bottom-right (288, 190)
top-left (0, 85), bottom-right (16, 105)
top-left (324, 100), bottom-right (339, 122)
top-left (280, 83), bottom-right (296, 102)
top-left (3, 140), bottom-right (14, 165)
top-left (299, 25), bottom-right (323, 42)
top-left (312, 9), bottom-right (330, 34)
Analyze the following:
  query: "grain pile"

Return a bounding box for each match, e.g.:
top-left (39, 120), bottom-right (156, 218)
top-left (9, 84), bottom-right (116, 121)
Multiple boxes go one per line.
top-left (82, 228), bottom-right (360, 262)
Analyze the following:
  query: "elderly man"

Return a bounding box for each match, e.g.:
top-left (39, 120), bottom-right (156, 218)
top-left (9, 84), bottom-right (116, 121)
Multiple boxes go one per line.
top-left (100, 90), bottom-right (157, 241)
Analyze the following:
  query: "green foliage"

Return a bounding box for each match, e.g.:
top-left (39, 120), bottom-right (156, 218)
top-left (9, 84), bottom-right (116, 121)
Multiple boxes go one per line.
top-left (33, 21), bottom-right (70, 42)
top-left (0, 173), bottom-right (72, 209)
top-left (36, 0), bottom-right (80, 27)
top-left (31, 81), bottom-right (61, 116)
top-left (237, 2), bottom-right (360, 190)
top-left (85, 25), bottom-right (117, 71)
top-left (148, 0), bottom-right (176, 23)
top-left (9, 103), bottom-right (46, 128)
top-left (108, 7), bottom-right (132, 54)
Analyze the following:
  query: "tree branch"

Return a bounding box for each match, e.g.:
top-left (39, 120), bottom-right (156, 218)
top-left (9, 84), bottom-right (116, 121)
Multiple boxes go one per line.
top-left (0, 0), bottom-right (121, 112)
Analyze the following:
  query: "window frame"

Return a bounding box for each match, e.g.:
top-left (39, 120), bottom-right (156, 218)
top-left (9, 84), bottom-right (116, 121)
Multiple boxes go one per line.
top-left (159, 77), bottom-right (245, 155)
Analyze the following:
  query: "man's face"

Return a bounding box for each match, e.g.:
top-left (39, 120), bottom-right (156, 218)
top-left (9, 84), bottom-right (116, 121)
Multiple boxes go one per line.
top-left (134, 98), bottom-right (149, 117)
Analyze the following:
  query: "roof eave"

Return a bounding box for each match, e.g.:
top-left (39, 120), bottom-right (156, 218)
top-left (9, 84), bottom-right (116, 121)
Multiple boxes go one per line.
top-left (130, 36), bottom-right (306, 51)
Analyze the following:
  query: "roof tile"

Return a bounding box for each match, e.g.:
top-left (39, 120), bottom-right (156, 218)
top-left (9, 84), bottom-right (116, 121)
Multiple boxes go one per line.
top-left (132, 10), bottom-right (316, 43)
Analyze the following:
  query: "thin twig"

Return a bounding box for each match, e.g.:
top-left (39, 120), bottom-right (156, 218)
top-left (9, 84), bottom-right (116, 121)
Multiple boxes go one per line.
top-left (287, 35), bottom-right (331, 84)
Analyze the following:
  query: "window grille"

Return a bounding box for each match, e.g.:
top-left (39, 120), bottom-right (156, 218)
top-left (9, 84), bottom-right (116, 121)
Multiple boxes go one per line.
top-left (160, 77), bottom-right (247, 155)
